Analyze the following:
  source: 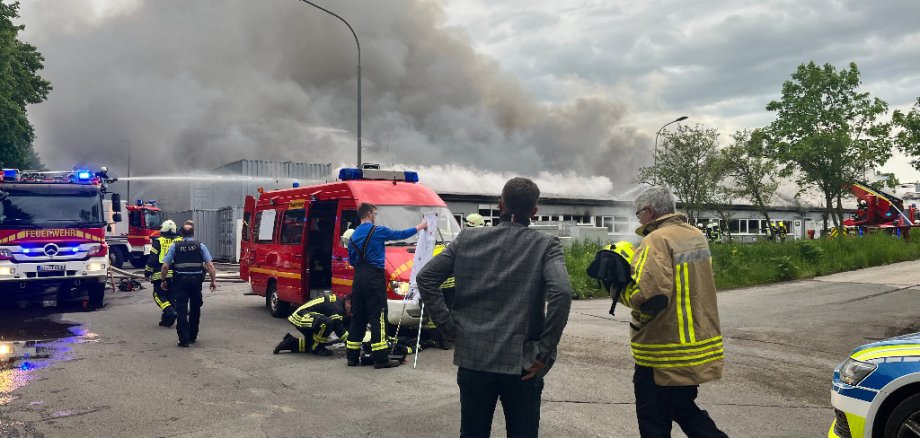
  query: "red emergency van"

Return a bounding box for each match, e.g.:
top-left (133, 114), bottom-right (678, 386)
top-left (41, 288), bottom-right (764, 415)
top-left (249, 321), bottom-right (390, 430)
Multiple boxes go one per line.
top-left (240, 167), bottom-right (461, 327)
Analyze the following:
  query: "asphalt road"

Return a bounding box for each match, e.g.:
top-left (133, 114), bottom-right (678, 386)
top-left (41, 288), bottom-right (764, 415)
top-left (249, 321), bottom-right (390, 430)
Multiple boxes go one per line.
top-left (2, 261), bottom-right (919, 437)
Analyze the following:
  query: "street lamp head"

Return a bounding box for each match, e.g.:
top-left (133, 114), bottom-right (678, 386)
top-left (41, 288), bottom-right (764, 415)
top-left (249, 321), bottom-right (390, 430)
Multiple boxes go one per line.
top-left (675, 116), bottom-right (688, 122)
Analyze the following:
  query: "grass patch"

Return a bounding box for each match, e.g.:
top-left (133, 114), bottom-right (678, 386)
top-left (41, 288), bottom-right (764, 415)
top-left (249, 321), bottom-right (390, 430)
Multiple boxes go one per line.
top-left (565, 233), bottom-right (920, 298)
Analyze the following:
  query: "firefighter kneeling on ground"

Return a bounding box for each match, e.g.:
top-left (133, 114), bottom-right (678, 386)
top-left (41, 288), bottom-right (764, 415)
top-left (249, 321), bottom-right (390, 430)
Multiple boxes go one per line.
top-left (145, 220), bottom-right (181, 327)
top-left (274, 293), bottom-right (352, 356)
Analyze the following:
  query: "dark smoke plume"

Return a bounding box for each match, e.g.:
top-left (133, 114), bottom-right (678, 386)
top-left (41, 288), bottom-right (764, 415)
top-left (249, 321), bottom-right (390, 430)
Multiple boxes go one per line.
top-left (20, 0), bottom-right (649, 199)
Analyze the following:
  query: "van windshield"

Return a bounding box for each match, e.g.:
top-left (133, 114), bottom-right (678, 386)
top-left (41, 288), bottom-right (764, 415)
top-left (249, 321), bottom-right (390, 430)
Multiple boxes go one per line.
top-left (374, 206), bottom-right (461, 245)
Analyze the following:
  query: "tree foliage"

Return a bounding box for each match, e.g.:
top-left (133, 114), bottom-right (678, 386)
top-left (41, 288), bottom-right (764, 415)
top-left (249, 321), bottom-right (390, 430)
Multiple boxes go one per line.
top-left (0, 1), bottom-right (51, 169)
top-left (893, 97), bottom-right (920, 170)
top-left (718, 129), bottom-right (780, 227)
top-left (638, 124), bottom-right (722, 223)
top-left (765, 61), bottom-right (890, 232)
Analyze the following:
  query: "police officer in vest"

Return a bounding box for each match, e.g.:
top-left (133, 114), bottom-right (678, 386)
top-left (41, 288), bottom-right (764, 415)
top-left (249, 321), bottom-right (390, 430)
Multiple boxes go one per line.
top-left (145, 219), bottom-right (181, 327)
top-left (160, 221), bottom-right (218, 347)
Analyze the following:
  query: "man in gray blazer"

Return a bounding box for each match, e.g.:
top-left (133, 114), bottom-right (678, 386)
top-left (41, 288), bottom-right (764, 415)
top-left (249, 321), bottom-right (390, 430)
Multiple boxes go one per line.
top-left (418, 177), bottom-right (573, 438)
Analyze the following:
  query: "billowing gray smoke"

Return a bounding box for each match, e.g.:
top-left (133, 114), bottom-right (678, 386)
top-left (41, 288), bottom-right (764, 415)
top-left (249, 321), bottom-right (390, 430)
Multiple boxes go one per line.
top-left (20, 0), bottom-right (648, 198)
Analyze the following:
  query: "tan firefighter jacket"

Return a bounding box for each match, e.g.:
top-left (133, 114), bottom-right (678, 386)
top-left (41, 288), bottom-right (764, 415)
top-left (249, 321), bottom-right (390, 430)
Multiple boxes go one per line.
top-left (619, 213), bottom-right (724, 386)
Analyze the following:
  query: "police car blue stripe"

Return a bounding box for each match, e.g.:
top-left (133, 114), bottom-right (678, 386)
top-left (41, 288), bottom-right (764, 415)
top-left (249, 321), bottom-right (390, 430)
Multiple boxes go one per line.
top-left (836, 386), bottom-right (876, 403)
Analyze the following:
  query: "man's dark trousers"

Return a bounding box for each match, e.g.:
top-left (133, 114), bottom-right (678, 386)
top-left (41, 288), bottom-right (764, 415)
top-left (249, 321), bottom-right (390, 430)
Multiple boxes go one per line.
top-left (457, 367), bottom-right (544, 438)
top-left (633, 365), bottom-right (727, 438)
top-left (172, 274), bottom-right (204, 344)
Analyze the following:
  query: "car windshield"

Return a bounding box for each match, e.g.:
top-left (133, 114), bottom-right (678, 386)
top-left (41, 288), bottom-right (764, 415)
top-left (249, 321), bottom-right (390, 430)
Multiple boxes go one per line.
top-left (144, 210), bottom-right (163, 230)
top-left (0, 189), bottom-right (104, 228)
top-left (374, 206), bottom-right (461, 245)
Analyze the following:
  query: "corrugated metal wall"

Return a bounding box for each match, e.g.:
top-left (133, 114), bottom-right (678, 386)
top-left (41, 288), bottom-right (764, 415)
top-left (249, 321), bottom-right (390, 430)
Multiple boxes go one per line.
top-left (168, 207), bottom-right (243, 262)
top-left (217, 206), bottom-right (243, 262)
top-left (190, 160), bottom-right (331, 210)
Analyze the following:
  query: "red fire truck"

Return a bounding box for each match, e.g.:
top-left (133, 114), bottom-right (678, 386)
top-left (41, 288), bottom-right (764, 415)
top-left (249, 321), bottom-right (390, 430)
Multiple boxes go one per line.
top-left (105, 199), bottom-right (163, 269)
top-left (843, 183), bottom-right (919, 238)
top-left (0, 168), bottom-right (121, 307)
top-left (240, 167), bottom-right (461, 327)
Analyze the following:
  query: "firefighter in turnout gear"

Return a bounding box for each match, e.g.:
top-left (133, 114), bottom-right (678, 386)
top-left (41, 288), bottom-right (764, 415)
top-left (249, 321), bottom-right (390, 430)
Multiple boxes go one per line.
top-left (625, 186), bottom-right (726, 437)
top-left (161, 221), bottom-right (218, 348)
top-left (274, 294), bottom-right (352, 356)
top-left (146, 220), bottom-right (181, 327)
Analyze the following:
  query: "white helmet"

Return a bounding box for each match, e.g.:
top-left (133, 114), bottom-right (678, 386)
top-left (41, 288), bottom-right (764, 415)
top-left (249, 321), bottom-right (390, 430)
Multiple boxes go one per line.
top-left (160, 219), bottom-right (177, 234)
top-left (341, 228), bottom-right (355, 247)
top-left (465, 213), bottom-right (485, 227)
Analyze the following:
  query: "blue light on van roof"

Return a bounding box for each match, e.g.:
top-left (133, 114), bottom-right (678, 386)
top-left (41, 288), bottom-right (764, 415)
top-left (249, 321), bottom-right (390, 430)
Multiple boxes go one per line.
top-left (77, 171), bottom-right (92, 180)
top-left (404, 171), bottom-right (419, 183)
top-left (339, 168), bottom-right (363, 181)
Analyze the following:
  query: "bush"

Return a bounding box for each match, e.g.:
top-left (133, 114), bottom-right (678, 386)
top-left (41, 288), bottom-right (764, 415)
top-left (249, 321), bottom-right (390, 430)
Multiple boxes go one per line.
top-left (565, 233), bottom-right (920, 297)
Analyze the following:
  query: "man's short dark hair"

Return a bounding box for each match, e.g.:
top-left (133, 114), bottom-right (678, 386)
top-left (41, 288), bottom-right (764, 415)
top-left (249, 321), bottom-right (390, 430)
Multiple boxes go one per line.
top-left (358, 203), bottom-right (376, 220)
top-left (180, 222), bottom-right (194, 238)
top-left (501, 177), bottom-right (540, 217)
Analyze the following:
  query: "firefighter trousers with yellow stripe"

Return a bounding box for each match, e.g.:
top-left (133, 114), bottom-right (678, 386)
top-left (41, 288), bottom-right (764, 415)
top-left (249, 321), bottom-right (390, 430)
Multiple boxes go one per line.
top-left (288, 314), bottom-right (337, 353)
top-left (152, 280), bottom-right (177, 325)
top-left (346, 264), bottom-right (389, 365)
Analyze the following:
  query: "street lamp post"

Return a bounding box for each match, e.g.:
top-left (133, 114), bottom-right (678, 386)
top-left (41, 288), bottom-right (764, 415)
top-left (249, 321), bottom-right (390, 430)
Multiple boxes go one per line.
top-left (125, 140), bottom-right (132, 203)
top-left (297, 0), bottom-right (362, 167)
top-left (653, 115), bottom-right (688, 184)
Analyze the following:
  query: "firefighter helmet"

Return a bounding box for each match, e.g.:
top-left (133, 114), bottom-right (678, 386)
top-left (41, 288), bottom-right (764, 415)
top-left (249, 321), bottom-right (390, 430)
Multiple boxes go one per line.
top-left (603, 240), bottom-right (636, 264)
top-left (160, 219), bottom-right (177, 234)
top-left (465, 213), bottom-right (485, 227)
top-left (341, 228), bottom-right (355, 247)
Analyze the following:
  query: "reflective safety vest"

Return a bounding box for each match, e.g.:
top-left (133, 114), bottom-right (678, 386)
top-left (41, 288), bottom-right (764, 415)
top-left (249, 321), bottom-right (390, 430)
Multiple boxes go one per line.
top-left (172, 240), bottom-right (204, 275)
top-left (147, 235), bottom-right (181, 281)
top-left (626, 213), bottom-right (724, 386)
top-left (433, 244), bottom-right (456, 289)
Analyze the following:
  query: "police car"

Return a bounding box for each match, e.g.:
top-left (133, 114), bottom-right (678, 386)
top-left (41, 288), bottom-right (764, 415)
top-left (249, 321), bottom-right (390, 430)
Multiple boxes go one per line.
top-left (830, 332), bottom-right (920, 437)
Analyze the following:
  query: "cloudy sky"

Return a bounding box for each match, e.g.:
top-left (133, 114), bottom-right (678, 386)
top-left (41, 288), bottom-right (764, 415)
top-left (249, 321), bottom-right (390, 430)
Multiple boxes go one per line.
top-left (15, 0), bottom-right (920, 198)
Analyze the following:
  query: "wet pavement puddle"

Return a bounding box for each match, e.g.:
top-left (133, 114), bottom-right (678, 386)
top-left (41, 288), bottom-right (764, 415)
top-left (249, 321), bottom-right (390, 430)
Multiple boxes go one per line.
top-left (1, 305), bottom-right (98, 406)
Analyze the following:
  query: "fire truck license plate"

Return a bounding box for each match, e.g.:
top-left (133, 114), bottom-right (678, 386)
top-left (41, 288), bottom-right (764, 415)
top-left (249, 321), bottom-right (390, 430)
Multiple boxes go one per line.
top-left (37, 265), bottom-right (65, 272)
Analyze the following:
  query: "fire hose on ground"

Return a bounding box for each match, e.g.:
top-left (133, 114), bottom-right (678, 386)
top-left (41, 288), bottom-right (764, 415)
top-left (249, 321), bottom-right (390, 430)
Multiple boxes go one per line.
top-left (107, 266), bottom-right (245, 293)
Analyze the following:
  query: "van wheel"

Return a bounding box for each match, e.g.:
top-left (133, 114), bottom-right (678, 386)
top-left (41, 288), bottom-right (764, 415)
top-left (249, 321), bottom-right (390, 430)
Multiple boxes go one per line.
top-left (884, 393), bottom-right (920, 438)
top-left (267, 283), bottom-right (289, 318)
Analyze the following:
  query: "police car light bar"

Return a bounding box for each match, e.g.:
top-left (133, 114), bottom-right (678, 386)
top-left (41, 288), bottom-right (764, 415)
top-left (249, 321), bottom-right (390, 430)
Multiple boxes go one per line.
top-left (338, 167), bottom-right (420, 183)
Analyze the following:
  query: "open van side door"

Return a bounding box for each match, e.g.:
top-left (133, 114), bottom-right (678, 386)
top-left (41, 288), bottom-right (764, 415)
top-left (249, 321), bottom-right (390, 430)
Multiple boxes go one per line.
top-left (276, 200), bottom-right (308, 305)
top-left (240, 195), bottom-right (256, 281)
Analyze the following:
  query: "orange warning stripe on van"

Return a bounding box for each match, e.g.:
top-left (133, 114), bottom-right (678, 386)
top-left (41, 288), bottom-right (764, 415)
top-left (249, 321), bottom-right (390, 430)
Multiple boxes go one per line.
top-left (332, 277), bottom-right (353, 286)
top-left (249, 267), bottom-right (302, 279)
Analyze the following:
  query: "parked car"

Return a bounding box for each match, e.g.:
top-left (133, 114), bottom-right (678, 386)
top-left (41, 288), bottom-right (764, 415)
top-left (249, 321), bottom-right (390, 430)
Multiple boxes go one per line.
top-left (830, 332), bottom-right (920, 437)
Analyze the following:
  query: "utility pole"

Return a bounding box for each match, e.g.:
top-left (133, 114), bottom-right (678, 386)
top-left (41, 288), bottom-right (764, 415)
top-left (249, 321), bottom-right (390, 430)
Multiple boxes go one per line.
top-left (297, 1), bottom-right (362, 167)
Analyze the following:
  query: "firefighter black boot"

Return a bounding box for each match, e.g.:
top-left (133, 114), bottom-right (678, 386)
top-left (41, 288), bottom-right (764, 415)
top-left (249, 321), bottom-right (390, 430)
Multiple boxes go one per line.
top-left (346, 348), bottom-right (360, 366)
top-left (160, 307), bottom-right (178, 328)
top-left (372, 349), bottom-right (401, 369)
top-left (273, 333), bottom-right (298, 354)
top-left (312, 345), bottom-right (333, 357)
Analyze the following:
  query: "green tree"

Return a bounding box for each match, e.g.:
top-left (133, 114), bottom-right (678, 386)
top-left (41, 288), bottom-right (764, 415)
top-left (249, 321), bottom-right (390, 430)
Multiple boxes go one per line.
top-left (765, 61), bottom-right (890, 233)
top-left (638, 124), bottom-right (721, 223)
top-left (0, 1), bottom-right (51, 169)
top-left (893, 97), bottom-right (920, 170)
top-left (719, 129), bottom-right (781, 228)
